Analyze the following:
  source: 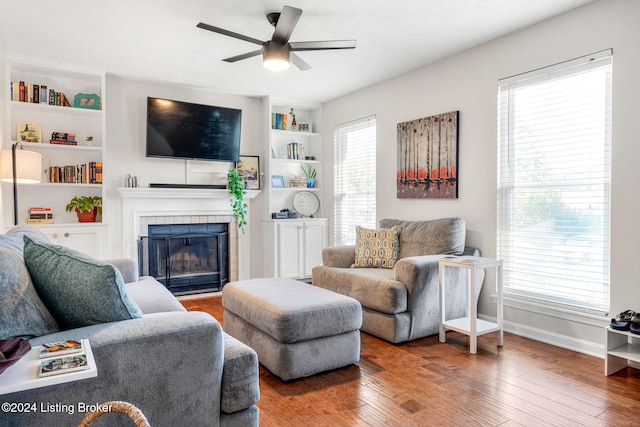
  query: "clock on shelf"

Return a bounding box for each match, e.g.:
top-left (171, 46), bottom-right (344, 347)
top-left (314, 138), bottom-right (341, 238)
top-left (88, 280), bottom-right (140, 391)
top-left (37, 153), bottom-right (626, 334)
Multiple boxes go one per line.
top-left (292, 191), bottom-right (320, 217)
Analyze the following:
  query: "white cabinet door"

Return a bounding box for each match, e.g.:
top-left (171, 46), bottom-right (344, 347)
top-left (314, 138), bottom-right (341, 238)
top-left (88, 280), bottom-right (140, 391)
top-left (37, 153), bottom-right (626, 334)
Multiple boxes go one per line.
top-left (42, 225), bottom-right (105, 259)
top-left (270, 218), bottom-right (328, 278)
top-left (276, 221), bottom-right (302, 278)
top-left (303, 220), bottom-right (327, 277)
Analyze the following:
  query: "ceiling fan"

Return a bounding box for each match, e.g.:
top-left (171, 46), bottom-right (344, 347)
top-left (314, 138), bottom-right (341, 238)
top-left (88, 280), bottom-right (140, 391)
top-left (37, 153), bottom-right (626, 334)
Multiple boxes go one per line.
top-left (197, 5), bottom-right (356, 71)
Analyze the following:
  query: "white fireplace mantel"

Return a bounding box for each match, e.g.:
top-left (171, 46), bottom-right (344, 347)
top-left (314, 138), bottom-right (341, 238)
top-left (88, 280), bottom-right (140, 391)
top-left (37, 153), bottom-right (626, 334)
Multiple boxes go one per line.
top-left (117, 187), bottom-right (260, 281)
top-left (117, 187), bottom-right (261, 200)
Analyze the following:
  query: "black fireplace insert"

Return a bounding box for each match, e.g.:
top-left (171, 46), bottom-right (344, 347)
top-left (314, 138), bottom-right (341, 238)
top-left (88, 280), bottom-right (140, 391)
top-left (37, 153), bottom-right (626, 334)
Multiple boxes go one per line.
top-left (138, 223), bottom-right (229, 295)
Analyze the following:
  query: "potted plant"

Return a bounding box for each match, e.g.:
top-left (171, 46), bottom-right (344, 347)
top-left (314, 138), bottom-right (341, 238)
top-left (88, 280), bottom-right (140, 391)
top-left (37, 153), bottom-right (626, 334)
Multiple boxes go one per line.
top-left (300, 164), bottom-right (317, 188)
top-left (65, 196), bottom-right (102, 223)
top-left (228, 169), bottom-right (247, 233)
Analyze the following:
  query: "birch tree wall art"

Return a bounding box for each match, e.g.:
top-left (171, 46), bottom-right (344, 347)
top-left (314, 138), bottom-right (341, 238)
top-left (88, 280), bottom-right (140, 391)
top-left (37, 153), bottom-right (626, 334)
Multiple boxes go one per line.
top-left (397, 111), bottom-right (459, 199)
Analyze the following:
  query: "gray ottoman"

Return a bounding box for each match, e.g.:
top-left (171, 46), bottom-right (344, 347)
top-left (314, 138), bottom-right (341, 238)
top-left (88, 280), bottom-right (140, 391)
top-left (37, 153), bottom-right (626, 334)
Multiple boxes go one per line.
top-left (222, 278), bottom-right (362, 381)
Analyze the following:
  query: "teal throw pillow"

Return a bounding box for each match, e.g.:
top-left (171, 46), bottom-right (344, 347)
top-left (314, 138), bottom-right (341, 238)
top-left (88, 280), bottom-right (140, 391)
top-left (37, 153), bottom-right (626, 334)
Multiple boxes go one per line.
top-left (23, 236), bottom-right (143, 330)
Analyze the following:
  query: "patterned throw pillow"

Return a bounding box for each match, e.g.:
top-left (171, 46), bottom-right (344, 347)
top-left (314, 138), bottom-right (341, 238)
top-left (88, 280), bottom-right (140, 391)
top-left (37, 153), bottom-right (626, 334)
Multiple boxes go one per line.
top-left (23, 236), bottom-right (143, 330)
top-left (351, 226), bottom-right (401, 269)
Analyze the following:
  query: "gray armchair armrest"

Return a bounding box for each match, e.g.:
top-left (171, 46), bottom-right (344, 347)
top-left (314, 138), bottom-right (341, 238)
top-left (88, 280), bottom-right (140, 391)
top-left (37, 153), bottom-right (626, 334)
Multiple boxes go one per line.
top-left (105, 257), bottom-right (139, 283)
top-left (394, 254), bottom-right (481, 341)
top-left (322, 245), bottom-right (356, 268)
top-left (7, 312), bottom-right (224, 426)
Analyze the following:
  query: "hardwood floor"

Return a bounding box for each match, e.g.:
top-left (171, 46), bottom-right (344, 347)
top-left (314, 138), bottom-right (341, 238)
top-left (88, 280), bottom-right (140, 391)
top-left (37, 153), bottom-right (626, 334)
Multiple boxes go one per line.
top-left (181, 296), bottom-right (640, 426)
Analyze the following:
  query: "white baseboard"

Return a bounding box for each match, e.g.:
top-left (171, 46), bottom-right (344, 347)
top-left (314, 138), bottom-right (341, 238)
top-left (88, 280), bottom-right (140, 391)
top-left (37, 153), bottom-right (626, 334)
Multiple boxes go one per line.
top-left (478, 314), bottom-right (605, 359)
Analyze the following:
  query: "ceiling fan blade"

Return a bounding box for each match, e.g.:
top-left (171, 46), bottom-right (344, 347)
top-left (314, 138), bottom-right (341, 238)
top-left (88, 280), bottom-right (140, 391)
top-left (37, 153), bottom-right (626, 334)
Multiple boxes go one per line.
top-left (289, 40), bottom-right (357, 51)
top-left (197, 22), bottom-right (264, 46)
top-left (290, 53), bottom-right (312, 71)
top-left (272, 6), bottom-right (302, 43)
top-left (223, 49), bottom-right (264, 63)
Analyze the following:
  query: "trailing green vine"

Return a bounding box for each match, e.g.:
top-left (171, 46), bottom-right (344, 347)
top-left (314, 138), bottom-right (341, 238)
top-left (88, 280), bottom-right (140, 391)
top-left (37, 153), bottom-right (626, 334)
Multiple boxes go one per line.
top-left (228, 168), bottom-right (247, 233)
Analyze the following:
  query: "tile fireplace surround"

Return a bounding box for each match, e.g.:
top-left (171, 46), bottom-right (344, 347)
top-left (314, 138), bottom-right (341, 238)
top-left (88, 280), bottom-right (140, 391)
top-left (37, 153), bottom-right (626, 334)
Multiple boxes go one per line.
top-left (117, 187), bottom-right (260, 282)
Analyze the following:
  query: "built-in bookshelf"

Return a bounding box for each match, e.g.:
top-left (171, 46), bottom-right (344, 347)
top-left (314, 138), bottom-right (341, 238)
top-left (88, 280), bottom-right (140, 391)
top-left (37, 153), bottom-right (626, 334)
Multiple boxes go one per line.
top-left (262, 96), bottom-right (323, 218)
top-left (261, 96), bottom-right (327, 279)
top-left (2, 57), bottom-right (106, 229)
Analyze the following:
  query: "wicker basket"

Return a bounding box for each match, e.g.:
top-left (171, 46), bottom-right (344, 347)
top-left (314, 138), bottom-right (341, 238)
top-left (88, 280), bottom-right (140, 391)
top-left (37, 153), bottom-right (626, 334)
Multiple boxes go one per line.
top-left (77, 401), bottom-right (150, 427)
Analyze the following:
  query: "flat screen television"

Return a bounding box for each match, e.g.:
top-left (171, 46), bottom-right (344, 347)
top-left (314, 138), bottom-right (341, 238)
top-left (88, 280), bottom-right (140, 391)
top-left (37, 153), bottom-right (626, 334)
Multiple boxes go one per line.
top-left (146, 97), bottom-right (242, 162)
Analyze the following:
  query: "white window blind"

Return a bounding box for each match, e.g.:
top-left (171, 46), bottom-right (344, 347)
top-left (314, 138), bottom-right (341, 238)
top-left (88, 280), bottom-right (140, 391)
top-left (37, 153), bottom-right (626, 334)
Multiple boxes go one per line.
top-left (334, 116), bottom-right (376, 245)
top-left (497, 50), bottom-right (612, 314)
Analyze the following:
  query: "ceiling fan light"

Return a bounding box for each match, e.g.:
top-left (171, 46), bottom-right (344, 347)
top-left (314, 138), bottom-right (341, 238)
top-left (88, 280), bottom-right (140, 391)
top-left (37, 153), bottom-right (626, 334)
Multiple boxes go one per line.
top-left (263, 41), bottom-right (290, 71)
top-left (263, 58), bottom-right (290, 71)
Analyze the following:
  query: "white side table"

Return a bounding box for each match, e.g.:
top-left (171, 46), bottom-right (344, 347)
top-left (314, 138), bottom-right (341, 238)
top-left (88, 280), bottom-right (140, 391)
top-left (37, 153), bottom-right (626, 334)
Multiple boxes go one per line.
top-left (0, 339), bottom-right (97, 395)
top-left (438, 256), bottom-right (504, 354)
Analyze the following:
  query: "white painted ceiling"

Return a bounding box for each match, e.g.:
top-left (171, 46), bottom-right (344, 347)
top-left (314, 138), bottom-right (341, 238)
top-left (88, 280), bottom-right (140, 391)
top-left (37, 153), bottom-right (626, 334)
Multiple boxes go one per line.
top-left (0, 0), bottom-right (595, 103)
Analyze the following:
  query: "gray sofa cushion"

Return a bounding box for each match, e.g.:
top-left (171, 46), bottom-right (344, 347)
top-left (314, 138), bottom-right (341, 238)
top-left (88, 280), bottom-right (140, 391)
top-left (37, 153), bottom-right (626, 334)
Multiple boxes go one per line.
top-left (223, 278), bottom-right (362, 343)
top-left (380, 217), bottom-right (466, 258)
top-left (310, 266), bottom-right (407, 314)
top-left (24, 236), bottom-right (143, 329)
top-left (124, 277), bottom-right (186, 314)
top-left (0, 245), bottom-right (59, 339)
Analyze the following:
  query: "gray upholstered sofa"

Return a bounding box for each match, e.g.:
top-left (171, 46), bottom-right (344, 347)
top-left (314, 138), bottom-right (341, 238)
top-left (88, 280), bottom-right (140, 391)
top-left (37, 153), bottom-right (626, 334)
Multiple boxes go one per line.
top-left (312, 217), bottom-right (483, 344)
top-left (0, 225), bottom-right (259, 427)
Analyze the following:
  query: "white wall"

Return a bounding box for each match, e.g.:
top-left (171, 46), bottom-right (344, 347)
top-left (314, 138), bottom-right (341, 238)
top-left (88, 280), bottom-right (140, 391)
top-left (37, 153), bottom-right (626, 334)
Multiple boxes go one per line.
top-left (104, 76), bottom-right (265, 276)
top-left (322, 0), bottom-right (640, 354)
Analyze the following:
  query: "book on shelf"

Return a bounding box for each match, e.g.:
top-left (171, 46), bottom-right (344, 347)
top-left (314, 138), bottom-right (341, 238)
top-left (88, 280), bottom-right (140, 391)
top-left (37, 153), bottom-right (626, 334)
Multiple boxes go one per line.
top-left (95, 162), bottom-right (103, 184)
top-left (289, 178), bottom-right (307, 188)
top-left (19, 81), bottom-right (25, 102)
top-left (272, 113), bottom-right (289, 130)
top-left (40, 85), bottom-right (48, 104)
top-left (287, 142), bottom-right (303, 160)
top-left (26, 218), bottom-right (54, 224)
top-left (11, 81), bottom-right (74, 106)
top-left (49, 162), bottom-right (101, 184)
top-left (39, 353), bottom-right (89, 377)
top-left (28, 212), bottom-right (53, 220)
top-left (27, 83), bottom-right (34, 103)
top-left (38, 340), bottom-right (83, 359)
top-left (28, 207), bottom-right (53, 222)
top-left (11, 82), bottom-right (20, 101)
top-left (50, 139), bottom-right (78, 145)
top-left (17, 121), bottom-right (42, 143)
top-left (50, 131), bottom-right (77, 145)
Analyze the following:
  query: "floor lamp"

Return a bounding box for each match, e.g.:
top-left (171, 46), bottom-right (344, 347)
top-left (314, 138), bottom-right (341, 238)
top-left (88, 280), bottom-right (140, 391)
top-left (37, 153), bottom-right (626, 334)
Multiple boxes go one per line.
top-left (0, 143), bottom-right (43, 225)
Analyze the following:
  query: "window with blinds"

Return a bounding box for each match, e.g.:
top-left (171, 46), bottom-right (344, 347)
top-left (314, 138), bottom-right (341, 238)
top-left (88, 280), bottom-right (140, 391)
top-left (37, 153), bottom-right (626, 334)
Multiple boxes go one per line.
top-left (333, 116), bottom-right (376, 245)
top-left (497, 50), bottom-right (612, 314)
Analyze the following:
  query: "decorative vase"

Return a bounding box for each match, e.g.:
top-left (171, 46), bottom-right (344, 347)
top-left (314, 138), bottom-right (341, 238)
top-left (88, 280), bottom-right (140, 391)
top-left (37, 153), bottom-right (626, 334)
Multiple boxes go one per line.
top-left (290, 108), bottom-right (297, 131)
top-left (306, 178), bottom-right (316, 188)
top-left (76, 208), bottom-right (98, 223)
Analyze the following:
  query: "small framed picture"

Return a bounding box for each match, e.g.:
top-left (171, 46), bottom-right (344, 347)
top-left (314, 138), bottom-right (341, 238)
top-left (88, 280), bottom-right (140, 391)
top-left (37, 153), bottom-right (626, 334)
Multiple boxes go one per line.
top-left (237, 155), bottom-right (260, 190)
top-left (17, 121), bottom-right (42, 143)
top-left (73, 93), bottom-right (101, 110)
top-left (297, 121), bottom-right (312, 133)
top-left (271, 175), bottom-right (285, 188)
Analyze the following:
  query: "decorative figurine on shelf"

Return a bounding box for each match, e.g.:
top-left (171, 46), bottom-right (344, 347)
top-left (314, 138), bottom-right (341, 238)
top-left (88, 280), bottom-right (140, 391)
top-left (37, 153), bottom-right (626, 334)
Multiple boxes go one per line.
top-left (290, 107), bottom-right (297, 131)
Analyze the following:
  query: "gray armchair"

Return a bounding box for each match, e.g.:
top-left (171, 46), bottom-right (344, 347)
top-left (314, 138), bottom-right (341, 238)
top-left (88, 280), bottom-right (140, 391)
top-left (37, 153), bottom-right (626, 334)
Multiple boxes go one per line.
top-left (312, 217), bottom-right (482, 343)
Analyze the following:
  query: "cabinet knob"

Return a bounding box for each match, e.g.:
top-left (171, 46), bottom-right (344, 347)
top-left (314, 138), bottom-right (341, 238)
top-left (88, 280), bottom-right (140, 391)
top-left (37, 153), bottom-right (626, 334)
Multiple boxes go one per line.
top-left (64, 233), bottom-right (70, 238)
top-left (51, 233), bottom-right (57, 239)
